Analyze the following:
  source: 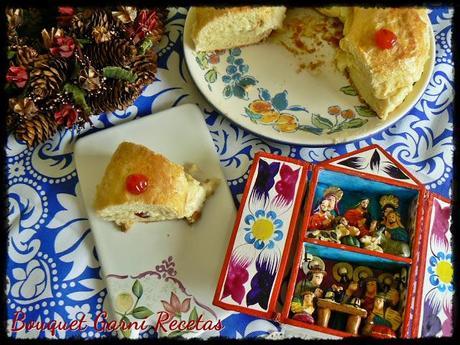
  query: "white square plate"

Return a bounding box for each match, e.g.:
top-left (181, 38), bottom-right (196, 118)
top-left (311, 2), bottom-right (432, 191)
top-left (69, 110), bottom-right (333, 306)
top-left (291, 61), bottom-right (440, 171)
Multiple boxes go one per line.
top-left (74, 104), bottom-right (236, 338)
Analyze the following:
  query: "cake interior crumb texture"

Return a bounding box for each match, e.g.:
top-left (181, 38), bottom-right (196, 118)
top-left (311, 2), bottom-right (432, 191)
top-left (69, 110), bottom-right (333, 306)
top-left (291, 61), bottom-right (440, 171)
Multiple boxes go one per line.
top-left (192, 6), bottom-right (286, 51)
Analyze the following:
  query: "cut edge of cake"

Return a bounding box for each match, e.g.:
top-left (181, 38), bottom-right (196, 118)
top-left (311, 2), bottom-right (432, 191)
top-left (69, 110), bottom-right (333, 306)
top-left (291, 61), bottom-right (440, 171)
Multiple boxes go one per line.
top-left (93, 142), bottom-right (219, 231)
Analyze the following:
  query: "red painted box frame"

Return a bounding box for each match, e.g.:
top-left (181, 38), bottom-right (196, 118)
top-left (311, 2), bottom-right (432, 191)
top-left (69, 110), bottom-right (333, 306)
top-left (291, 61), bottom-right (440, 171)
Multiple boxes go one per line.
top-left (213, 145), bottom-right (446, 339)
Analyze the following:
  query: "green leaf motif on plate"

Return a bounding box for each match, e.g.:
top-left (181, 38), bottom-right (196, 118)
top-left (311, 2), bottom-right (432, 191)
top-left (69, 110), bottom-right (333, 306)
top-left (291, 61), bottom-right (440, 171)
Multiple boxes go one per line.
top-left (223, 85), bottom-right (233, 99)
top-left (132, 279), bottom-right (143, 299)
top-left (245, 108), bottom-right (262, 122)
top-left (232, 85), bottom-right (248, 100)
top-left (272, 90), bottom-right (288, 112)
top-left (120, 316), bottom-right (131, 338)
top-left (354, 105), bottom-right (377, 117)
top-left (238, 76), bottom-right (257, 88)
top-left (204, 69), bottom-right (217, 84)
top-left (258, 88), bottom-right (271, 101)
top-left (297, 125), bottom-right (323, 135)
top-left (195, 52), bottom-right (208, 70)
top-left (340, 85), bottom-right (358, 96)
top-left (312, 114), bottom-right (334, 129)
top-left (188, 307), bottom-right (199, 322)
top-left (132, 306), bottom-right (153, 319)
top-left (341, 118), bottom-right (368, 128)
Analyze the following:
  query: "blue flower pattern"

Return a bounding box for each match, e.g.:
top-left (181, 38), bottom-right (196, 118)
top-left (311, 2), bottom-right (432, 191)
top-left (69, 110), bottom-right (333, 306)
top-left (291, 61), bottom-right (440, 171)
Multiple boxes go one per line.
top-left (243, 210), bottom-right (284, 250)
top-left (428, 252), bottom-right (453, 292)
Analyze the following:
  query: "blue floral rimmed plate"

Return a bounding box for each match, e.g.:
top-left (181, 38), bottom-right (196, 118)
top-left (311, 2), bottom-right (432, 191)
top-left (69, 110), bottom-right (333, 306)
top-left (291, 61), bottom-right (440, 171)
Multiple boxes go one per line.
top-left (183, 7), bottom-right (435, 146)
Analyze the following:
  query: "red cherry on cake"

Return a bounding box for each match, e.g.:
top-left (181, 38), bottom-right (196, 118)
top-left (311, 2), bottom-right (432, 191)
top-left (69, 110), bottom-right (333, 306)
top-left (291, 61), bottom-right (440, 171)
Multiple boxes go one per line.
top-left (126, 174), bottom-right (149, 194)
top-left (375, 28), bottom-right (397, 49)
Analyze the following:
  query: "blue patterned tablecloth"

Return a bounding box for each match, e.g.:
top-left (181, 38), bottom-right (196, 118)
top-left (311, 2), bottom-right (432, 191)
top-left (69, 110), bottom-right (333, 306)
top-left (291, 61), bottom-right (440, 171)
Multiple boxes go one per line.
top-left (6, 7), bottom-right (453, 339)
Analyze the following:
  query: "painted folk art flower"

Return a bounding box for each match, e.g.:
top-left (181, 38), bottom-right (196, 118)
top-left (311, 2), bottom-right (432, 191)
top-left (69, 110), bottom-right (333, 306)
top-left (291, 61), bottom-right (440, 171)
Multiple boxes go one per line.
top-left (421, 199), bottom-right (453, 337)
top-left (222, 159), bottom-right (301, 310)
top-left (160, 291), bottom-right (191, 323)
top-left (243, 210), bottom-right (284, 251)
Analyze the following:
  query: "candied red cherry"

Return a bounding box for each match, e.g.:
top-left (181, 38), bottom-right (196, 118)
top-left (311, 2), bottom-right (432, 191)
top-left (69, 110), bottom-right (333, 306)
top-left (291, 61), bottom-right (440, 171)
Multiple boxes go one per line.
top-left (375, 28), bottom-right (397, 49)
top-left (126, 174), bottom-right (149, 194)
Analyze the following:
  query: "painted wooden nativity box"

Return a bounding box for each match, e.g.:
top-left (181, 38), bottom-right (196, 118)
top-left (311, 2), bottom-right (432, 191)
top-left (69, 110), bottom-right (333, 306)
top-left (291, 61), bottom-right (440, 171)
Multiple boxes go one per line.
top-left (213, 145), bottom-right (452, 339)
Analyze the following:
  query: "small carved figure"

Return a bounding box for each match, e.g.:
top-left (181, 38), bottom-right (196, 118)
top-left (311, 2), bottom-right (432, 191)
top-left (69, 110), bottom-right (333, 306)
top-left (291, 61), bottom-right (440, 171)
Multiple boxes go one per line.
top-left (344, 198), bottom-right (376, 238)
top-left (360, 234), bottom-right (384, 252)
top-left (332, 262), bottom-right (353, 303)
top-left (323, 186), bottom-right (344, 218)
top-left (292, 257), bottom-right (326, 323)
top-left (360, 277), bottom-right (379, 315)
top-left (381, 210), bottom-right (410, 243)
top-left (385, 273), bottom-right (401, 308)
top-left (291, 290), bottom-right (316, 324)
top-left (308, 199), bottom-right (334, 230)
top-left (362, 293), bottom-right (396, 338)
top-left (373, 225), bottom-right (411, 257)
top-left (295, 261), bottom-right (327, 298)
top-left (379, 195), bottom-right (410, 243)
top-left (335, 217), bottom-right (361, 247)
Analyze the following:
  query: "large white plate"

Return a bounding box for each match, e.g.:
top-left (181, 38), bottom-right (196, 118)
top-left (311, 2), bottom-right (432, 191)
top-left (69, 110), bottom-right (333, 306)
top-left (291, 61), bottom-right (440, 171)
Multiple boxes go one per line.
top-left (184, 7), bottom-right (435, 146)
top-left (74, 104), bottom-right (236, 338)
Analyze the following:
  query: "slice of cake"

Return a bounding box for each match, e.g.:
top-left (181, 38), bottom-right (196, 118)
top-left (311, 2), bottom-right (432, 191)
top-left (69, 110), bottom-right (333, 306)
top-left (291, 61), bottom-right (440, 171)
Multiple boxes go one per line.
top-left (94, 142), bottom-right (218, 231)
top-left (191, 6), bottom-right (286, 52)
top-left (317, 7), bottom-right (431, 119)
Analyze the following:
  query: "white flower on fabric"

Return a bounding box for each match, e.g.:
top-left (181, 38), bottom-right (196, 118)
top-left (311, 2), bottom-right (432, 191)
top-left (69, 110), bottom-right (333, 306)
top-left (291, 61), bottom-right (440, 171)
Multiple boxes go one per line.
top-left (10, 260), bottom-right (46, 300)
top-left (65, 304), bottom-right (93, 327)
top-left (8, 161), bottom-right (25, 178)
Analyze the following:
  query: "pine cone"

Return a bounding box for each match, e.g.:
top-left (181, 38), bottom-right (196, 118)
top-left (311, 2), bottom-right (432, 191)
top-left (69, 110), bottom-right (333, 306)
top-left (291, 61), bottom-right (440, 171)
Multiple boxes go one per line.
top-left (87, 79), bottom-right (141, 114)
top-left (29, 56), bottom-right (69, 99)
top-left (15, 113), bottom-right (57, 147)
top-left (69, 13), bottom-right (85, 37)
top-left (15, 45), bottom-right (39, 66)
top-left (83, 39), bottom-right (136, 68)
top-left (130, 52), bottom-right (157, 86)
top-left (73, 8), bottom-right (123, 39)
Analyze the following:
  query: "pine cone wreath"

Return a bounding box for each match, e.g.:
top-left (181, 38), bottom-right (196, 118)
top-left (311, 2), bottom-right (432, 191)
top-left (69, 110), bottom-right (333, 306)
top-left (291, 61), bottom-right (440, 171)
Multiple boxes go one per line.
top-left (6, 6), bottom-right (167, 148)
top-left (15, 113), bottom-right (57, 147)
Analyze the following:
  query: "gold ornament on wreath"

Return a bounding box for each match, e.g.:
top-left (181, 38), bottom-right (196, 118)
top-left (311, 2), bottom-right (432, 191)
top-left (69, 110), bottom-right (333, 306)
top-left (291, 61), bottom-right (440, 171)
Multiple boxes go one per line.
top-left (5, 6), bottom-right (167, 148)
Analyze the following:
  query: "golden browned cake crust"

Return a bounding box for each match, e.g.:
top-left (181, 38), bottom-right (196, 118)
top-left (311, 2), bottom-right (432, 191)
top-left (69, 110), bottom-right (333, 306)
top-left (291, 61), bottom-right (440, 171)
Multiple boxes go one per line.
top-left (319, 7), bottom-right (431, 118)
top-left (94, 142), bottom-right (190, 218)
